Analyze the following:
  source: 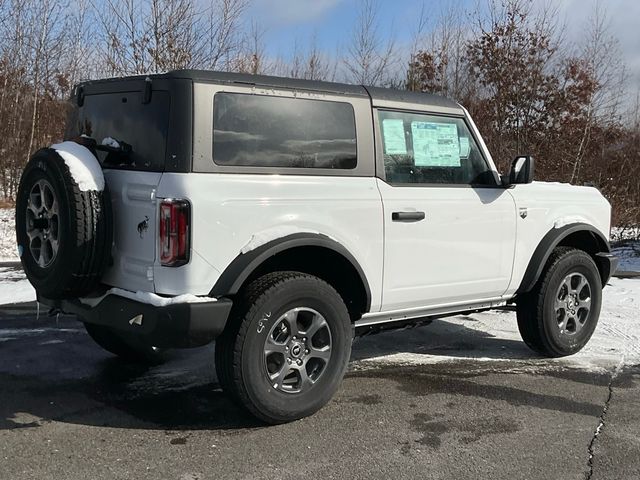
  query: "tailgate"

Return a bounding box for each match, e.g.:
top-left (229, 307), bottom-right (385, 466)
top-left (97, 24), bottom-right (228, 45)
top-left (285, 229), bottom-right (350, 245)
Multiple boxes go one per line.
top-left (101, 170), bottom-right (162, 292)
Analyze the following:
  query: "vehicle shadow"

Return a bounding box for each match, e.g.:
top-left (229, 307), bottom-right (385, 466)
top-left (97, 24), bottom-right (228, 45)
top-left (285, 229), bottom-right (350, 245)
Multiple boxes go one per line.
top-left (352, 312), bottom-right (535, 362)
top-left (0, 304), bottom-right (541, 433)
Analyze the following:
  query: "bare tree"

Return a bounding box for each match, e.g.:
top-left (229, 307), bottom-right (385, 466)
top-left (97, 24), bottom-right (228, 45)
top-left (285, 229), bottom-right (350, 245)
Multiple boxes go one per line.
top-left (231, 20), bottom-right (270, 75)
top-left (95, 0), bottom-right (248, 75)
top-left (344, 0), bottom-right (396, 85)
top-left (280, 34), bottom-right (337, 81)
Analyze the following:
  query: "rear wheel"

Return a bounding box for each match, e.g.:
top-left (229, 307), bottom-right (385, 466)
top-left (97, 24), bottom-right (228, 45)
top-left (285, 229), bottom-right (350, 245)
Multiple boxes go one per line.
top-left (516, 247), bottom-right (602, 357)
top-left (215, 272), bottom-right (352, 424)
top-left (84, 323), bottom-right (168, 365)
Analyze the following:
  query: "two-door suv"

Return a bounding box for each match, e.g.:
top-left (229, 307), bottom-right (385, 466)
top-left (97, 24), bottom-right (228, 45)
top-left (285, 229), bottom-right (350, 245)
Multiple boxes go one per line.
top-left (16, 70), bottom-right (618, 423)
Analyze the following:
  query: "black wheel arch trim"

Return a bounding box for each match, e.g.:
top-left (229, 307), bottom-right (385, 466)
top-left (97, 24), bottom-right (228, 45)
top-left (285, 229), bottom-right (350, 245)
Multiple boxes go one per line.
top-left (516, 223), bottom-right (613, 294)
top-left (209, 233), bottom-right (372, 313)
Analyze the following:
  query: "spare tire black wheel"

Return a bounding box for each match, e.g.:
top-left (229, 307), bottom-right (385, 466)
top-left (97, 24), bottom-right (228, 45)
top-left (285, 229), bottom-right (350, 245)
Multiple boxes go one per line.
top-left (15, 147), bottom-right (112, 299)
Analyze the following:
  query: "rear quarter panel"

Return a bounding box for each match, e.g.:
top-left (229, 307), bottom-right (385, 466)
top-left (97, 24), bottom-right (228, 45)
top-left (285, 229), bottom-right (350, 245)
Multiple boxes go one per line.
top-left (154, 173), bottom-right (384, 310)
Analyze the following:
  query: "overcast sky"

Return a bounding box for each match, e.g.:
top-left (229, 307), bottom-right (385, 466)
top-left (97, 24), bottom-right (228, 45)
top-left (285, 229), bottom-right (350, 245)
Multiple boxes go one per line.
top-left (250, 0), bottom-right (639, 95)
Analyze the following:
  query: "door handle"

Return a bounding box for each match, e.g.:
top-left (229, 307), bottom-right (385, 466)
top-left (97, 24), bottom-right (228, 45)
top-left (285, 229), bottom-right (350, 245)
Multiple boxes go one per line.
top-left (392, 211), bottom-right (426, 222)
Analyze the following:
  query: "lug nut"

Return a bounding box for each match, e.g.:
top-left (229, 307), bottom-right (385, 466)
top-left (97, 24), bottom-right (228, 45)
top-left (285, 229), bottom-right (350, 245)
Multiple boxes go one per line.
top-left (305, 349), bottom-right (310, 354)
top-left (296, 359), bottom-right (302, 366)
top-left (285, 346), bottom-right (289, 351)
top-left (287, 358), bottom-right (292, 364)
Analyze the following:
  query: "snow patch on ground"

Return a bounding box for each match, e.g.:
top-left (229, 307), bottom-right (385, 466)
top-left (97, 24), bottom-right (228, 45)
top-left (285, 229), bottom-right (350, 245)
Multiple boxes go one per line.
top-left (0, 267), bottom-right (35, 304)
top-left (51, 141), bottom-right (105, 192)
top-left (0, 209), bottom-right (18, 261)
top-left (612, 241), bottom-right (640, 272)
top-left (351, 277), bottom-right (640, 371)
top-left (80, 287), bottom-right (216, 308)
top-left (240, 226), bottom-right (321, 254)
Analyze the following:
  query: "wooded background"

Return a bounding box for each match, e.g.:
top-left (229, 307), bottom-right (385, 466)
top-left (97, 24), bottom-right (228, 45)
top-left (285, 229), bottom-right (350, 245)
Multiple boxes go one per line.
top-left (0, 0), bottom-right (638, 233)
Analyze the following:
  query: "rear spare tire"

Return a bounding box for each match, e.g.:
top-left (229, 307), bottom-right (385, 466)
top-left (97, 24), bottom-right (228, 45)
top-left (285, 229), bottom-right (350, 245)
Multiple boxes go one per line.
top-left (15, 145), bottom-right (112, 299)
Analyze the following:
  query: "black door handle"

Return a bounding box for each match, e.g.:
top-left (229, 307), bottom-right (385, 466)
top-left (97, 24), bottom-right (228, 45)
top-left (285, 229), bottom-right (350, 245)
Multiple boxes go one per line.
top-left (392, 211), bottom-right (426, 222)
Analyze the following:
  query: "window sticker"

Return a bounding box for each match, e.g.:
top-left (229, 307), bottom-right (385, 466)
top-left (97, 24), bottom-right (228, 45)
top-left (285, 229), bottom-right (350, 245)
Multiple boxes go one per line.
top-left (382, 119), bottom-right (407, 155)
top-left (459, 136), bottom-right (471, 159)
top-left (411, 121), bottom-right (460, 167)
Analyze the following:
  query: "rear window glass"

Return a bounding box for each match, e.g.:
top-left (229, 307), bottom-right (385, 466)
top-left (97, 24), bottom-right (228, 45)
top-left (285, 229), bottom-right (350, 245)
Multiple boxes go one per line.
top-left (65, 91), bottom-right (170, 171)
top-left (213, 93), bottom-right (357, 169)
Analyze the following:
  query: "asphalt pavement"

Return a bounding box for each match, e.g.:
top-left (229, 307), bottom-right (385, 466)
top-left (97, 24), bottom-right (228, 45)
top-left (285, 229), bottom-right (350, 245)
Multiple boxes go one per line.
top-left (0, 302), bottom-right (638, 480)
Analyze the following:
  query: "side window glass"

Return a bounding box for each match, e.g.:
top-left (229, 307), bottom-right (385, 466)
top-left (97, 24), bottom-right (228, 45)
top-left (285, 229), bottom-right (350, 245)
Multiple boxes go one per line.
top-left (378, 110), bottom-right (494, 185)
top-left (213, 93), bottom-right (357, 169)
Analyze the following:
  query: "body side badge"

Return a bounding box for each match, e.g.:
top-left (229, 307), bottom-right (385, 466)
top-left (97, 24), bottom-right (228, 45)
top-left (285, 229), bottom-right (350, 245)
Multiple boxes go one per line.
top-left (137, 216), bottom-right (149, 238)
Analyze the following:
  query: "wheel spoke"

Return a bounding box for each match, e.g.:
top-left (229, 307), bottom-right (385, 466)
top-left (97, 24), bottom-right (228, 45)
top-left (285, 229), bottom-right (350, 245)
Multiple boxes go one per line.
top-left (557, 312), bottom-right (568, 331)
top-left (269, 363), bottom-right (291, 387)
top-left (302, 313), bottom-right (328, 338)
top-left (554, 296), bottom-right (565, 311)
top-left (296, 365), bottom-right (314, 389)
top-left (574, 275), bottom-right (587, 294)
top-left (265, 336), bottom-right (288, 355)
top-left (283, 310), bottom-right (300, 337)
top-left (309, 345), bottom-right (331, 362)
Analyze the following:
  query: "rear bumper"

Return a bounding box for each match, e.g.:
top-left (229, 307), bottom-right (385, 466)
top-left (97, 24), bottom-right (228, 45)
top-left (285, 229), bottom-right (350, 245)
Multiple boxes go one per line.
top-left (596, 252), bottom-right (619, 285)
top-left (38, 292), bottom-right (233, 348)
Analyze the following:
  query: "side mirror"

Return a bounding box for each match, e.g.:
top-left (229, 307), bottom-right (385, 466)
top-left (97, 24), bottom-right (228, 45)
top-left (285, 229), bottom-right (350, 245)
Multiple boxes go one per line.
top-left (507, 155), bottom-right (535, 185)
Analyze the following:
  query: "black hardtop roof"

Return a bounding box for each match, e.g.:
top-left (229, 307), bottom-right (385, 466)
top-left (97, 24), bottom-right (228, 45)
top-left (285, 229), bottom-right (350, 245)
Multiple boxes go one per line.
top-left (77, 69), bottom-right (462, 111)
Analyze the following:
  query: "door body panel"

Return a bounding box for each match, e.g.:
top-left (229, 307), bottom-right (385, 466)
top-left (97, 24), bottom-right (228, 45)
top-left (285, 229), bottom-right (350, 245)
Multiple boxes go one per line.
top-left (378, 180), bottom-right (516, 311)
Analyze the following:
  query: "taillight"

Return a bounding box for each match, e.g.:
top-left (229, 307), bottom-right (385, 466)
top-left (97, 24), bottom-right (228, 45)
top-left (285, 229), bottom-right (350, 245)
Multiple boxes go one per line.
top-left (159, 199), bottom-right (190, 267)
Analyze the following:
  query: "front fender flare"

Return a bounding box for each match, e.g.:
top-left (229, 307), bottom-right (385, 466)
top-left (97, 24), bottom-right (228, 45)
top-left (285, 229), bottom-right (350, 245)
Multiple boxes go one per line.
top-left (210, 233), bottom-right (372, 312)
top-left (516, 223), bottom-right (610, 294)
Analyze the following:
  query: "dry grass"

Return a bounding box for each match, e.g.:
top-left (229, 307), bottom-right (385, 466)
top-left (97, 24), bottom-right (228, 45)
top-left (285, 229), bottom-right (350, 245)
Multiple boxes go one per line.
top-left (0, 199), bottom-right (15, 209)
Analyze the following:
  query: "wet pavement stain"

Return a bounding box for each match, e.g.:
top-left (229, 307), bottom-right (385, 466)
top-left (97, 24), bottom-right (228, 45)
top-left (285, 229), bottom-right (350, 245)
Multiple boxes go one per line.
top-left (410, 412), bottom-right (521, 450)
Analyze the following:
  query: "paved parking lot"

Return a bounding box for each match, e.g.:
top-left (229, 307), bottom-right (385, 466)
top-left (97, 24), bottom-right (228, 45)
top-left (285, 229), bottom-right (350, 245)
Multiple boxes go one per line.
top-left (1, 301), bottom-right (638, 480)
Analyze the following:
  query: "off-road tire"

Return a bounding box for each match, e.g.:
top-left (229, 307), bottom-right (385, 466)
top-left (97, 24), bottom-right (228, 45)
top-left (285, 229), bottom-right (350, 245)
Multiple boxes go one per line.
top-left (215, 271), bottom-right (352, 424)
top-left (15, 148), bottom-right (112, 298)
top-left (84, 323), bottom-right (168, 365)
top-left (516, 247), bottom-right (602, 357)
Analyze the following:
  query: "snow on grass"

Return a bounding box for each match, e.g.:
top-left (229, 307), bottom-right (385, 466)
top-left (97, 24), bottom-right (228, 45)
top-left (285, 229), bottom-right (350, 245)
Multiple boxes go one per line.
top-left (51, 141), bottom-right (105, 191)
top-left (0, 209), bottom-right (18, 261)
top-left (611, 226), bottom-right (640, 241)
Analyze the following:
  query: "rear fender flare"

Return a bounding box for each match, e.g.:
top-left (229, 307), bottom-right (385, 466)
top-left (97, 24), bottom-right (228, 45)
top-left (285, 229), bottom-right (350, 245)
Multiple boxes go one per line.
top-left (210, 233), bottom-right (372, 312)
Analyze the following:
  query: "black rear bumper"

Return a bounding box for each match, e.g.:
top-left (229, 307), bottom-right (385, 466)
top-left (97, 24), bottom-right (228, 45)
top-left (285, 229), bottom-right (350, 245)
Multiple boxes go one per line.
top-left (38, 293), bottom-right (233, 348)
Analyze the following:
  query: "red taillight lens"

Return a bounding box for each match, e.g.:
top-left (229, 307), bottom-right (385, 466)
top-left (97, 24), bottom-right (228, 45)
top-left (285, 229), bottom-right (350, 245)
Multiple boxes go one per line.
top-left (159, 199), bottom-right (190, 266)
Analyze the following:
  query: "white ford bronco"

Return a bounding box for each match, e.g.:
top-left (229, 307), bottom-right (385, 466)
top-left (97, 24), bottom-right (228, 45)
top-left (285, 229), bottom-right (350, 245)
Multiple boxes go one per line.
top-left (16, 70), bottom-right (618, 423)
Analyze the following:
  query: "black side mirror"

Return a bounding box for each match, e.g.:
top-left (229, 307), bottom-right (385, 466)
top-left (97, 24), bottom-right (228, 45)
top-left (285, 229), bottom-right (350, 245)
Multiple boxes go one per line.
top-left (507, 155), bottom-right (535, 185)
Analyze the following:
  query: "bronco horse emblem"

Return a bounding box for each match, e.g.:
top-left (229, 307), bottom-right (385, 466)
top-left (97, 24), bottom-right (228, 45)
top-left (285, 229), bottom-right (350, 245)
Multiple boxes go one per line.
top-left (137, 216), bottom-right (149, 238)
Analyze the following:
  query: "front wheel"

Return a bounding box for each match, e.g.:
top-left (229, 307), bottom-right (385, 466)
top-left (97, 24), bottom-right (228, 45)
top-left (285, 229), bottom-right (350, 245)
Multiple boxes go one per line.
top-left (516, 247), bottom-right (602, 357)
top-left (215, 272), bottom-right (352, 424)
